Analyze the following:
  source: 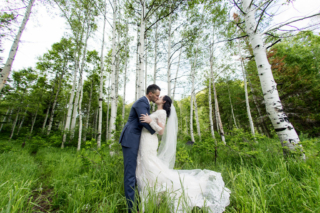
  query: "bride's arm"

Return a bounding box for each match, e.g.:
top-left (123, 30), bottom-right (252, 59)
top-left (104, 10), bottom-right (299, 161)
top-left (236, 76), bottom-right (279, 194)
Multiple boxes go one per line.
top-left (140, 114), bottom-right (165, 135)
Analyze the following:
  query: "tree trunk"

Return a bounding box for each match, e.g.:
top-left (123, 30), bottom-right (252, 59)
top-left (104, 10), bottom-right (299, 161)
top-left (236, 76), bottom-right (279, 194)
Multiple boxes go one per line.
top-left (190, 83), bottom-right (195, 142)
top-left (122, 53), bottom-right (128, 128)
top-left (247, 73), bottom-right (270, 137)
top-left (30, 105), bottom-right (39, 137)
top-left (42, 76), bottom-right (57, 133)
top-left (0, 0), bottom-right (35, 91)
top-left (17, 106), bottom-right (28, 136)
top-left (145, 39), bottom-right (148, 90)
top-left (10, 108), bottom-right (20, 140)
top-left (77, 79), bottom-right (84, 151)
top-left (47, 71), bottom-right (65, 135)
top-left (167, 14), bottom-right (172, 97)
top-left (138, 1), bottom-right (146, 97)
top-left (242, 0), bottom-right (303, 156)
top-left (238, 40), bottom-right (256, 140)
top-left (0, 109), bottom-right (10, 132)
top-left (135, 23), bottom-right (140, 102)
top-left (208, 70), bottom-right (215, 139)
top-left (172, 48), bottom-right (182, 101)
top-left (109, 0), bottom-right (118, 141)
top-left (97, 2), bottom-right (107, 148)
top-left (83, 80), bottom-right (93, 142)
top-left (227, 84), bottom-right (238, 129)
top-left (70, 22), bottom-right (91, 140)
top-left (193, 96), bottom-right (201, 141)
top-left (106, 78), bottom-right (110, 141)
top-left (62, 52), bottom-right (78, 148)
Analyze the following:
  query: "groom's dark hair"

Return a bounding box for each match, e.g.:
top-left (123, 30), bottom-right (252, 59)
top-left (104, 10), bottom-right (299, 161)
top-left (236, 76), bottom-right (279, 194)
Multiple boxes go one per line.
top-left (146, 84), bottom-right (161, 95)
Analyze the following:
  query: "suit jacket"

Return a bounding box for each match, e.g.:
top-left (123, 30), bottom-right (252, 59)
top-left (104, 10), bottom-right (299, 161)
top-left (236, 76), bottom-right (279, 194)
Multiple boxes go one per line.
top-left (119, 96), bottom-right (156, 148)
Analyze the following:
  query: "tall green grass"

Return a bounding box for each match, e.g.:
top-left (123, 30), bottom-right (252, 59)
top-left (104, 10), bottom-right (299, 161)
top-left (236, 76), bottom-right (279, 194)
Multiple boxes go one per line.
top-left (0, 135), bottom-right (319, 212)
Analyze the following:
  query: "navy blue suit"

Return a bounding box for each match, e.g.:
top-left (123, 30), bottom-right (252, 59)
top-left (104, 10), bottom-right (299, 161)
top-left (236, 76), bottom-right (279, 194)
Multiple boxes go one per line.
top-left (119, 96), bottom-right (156, 212)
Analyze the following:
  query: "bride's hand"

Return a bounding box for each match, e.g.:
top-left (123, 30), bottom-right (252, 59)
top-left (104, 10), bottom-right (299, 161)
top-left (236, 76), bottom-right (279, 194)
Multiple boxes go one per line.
top-left (140, 114), bottom-right (152, 124)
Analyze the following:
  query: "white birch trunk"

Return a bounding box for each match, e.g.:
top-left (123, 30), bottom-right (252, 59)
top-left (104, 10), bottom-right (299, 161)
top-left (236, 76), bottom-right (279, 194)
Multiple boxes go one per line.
top-left (106, 78), bottom-right (110, 140)
top-left (109, 0), bottom-right (118, 141)
top-left (213, 80), bottom-right (225, 144)
top-left (42, 81), bottom-right (56, 133)
top-left (70, 22), bottom-right (90, 139)
top-left (83, 80), bottom-right (93, 142)
top-left (227, 85), bottom-right (238, 129)
top-left (138, 1), bottom-right (146, 97)
top-left (122, 55), bottom-right (128, 127)
top-left (62, 52), bottom-right (78, 148)
top-left (0, 0), bottom-right (35, 92)
top-left (47, 71), bottom-right (64, 135)
top-left (135, 23), bottom-right (140, 101)
top-left (208, 70), bottom-right (215, 139)
top-left (30, 105), bottom-right (39, 137)
top-left (145, 42), bottom-right (148, 90)
top-left (0, 109), bottom-right (10, 132)
top-left (242, 0), bottom-right (303, 155)
top-left (77, 80), bottom-right (84, 151)
top-left (193, 95), bottom-right (201, 141)
top-left (189, 42), bottom-right (199, 142)
top-left (190, 78), bottom-right (195, 142)
top-left (10, 108), bottom-right (20, 140)
top-left (17, 106), bottom-right (28, 136)
top-left (172, 48), bottom-right (182, 101)
top-left (238, 40), bottom-right (255, 139)
top-left (167, 14), bottom-right (172, 97)
top-left (97, 2), bottom-right (107, 148)
top-left (152, 23), bottom-right (158, 111)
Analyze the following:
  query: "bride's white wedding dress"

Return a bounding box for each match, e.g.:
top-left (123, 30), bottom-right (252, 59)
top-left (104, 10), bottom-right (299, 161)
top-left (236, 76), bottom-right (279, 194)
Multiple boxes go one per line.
top-left (136, 109), bottom-right (230, 213)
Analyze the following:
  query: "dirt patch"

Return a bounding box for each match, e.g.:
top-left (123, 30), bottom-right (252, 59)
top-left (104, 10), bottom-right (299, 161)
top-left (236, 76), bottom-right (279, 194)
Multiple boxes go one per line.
top-left (30, 187), bottom-right (58, 212)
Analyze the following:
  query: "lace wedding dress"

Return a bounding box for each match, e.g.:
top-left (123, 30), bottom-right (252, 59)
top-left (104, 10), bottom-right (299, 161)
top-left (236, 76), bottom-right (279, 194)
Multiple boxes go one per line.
top-left (136, 109), bottom-right (230, 213)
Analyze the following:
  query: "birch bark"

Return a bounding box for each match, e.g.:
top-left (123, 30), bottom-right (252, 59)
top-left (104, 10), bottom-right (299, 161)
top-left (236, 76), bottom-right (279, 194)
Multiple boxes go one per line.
top-left (145, 42), bottom-right (148, 90)
top-left (242, 0), bottom-right (303, 156)
top-left (238, 40), bottom-right (256, 139)
top-left (135, 23), bottom-right (140, 101)
top-left (138, 1), bottom-right (146, 97)
top-left (77, 79), bottom-right (84, 151)
top-left (10, 108), bottom-right (20, 140)
top-left (62, 52), bottom-right (78, 148)
top-left (167, 14), bottom-right (172, 97)
top-left (30, 105), bottom-right (39, 137)
top-left (190, 71), bottom-right (195, 142)
top-left (227, 84), bottom-right (238, 128)
top-left (83, 80), bottom-right (93, 141)
top-left (208, 70), bottom-right (215, 139)
top-left (17, 106), bottom-right (28, 136)
top-left (122, 53), bottom-right (128, 127)
top-left (70, 22), bottom-right (91, 139)
top-left (97, 2), bottom-right (107, 148)
top-left (172, 48), bottom-right (182, 101)
top-left (47, 71), bottom-right (65, 135)
top-left (0, 0), bottom-right (35, 92)
top-left (109, 0), bottom-right (118, 141)
top-left (106, 78), bottom-right (110, 140)
top-left (0, 109), bottom-right (10, 132)
top-left (193, 95), bottom-right (201, 141)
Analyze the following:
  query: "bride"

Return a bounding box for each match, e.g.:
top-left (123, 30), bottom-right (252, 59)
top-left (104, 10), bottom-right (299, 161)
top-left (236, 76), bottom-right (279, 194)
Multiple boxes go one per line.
top-left (137, 95), bottom-right (230, 213)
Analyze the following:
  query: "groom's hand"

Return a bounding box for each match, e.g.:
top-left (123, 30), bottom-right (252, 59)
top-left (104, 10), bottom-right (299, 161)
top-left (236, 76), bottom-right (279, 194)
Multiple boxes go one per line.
top-left (140, 114), bottom-right (152, 124)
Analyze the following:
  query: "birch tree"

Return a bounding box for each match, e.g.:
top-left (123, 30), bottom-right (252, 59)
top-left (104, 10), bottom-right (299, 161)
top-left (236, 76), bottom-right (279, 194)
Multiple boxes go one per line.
top-left (0, 0), bottom-right (35, 92)
top-left (239, 0), bottom-right (309, 156)
top-left (97, 1), bottom-right (107, 149)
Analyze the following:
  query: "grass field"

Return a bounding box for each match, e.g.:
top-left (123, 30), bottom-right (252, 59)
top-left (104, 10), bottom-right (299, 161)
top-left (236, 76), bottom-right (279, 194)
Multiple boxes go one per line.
top-left (0, 134), bottom-right (319, 213)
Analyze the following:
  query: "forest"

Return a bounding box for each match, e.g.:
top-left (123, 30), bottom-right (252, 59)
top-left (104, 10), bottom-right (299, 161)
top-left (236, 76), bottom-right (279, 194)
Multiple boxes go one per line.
top-left (0, 0), bottom-right (320, 212)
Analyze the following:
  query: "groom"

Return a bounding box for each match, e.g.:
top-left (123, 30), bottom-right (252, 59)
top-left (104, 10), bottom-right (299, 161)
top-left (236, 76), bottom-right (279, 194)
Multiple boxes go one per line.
top-left (119, 84), bottom-right (161, 212)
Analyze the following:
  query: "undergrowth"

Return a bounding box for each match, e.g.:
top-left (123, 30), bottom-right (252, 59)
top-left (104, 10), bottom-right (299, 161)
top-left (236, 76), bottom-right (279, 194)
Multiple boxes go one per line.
top-left (0, 130), bottom-right (319, 212)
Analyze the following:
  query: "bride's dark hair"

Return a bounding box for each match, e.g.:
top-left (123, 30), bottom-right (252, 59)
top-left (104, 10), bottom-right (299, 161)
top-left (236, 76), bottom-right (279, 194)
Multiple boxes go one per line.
top-left (163, 95), bottom-right (172, 117)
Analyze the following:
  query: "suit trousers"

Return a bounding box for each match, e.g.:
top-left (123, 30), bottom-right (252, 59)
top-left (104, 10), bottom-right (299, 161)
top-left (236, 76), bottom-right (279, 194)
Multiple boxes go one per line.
top-left (122, 145), bottom-right (139, 213)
